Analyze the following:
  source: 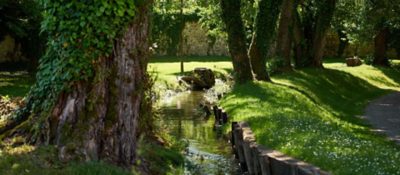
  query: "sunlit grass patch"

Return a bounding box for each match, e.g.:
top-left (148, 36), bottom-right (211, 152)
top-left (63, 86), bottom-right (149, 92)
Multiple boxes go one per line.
top-left (149, 56), bottom-right (232, 88)
top-left (0, 72), bottom-right (35, 97)
top-left (220, 63), bottom-right (400, 174)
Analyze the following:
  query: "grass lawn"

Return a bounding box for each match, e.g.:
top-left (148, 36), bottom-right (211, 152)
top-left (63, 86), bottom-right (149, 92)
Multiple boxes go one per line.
top-left (0, 72), bottom-right (35, 97)
top-left (149, 56), bottom-right (232, 89)
top-left (220, 58), bottom-right (400, 175)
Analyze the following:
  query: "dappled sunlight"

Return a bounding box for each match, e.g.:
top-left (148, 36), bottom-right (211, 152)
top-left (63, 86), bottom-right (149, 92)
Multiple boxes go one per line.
top-left (273, 67), bottom-right (388, 125)
top-left (149, 58), bottom-right (232, 88)
top-left (325, 63), bottom-right (400, 91)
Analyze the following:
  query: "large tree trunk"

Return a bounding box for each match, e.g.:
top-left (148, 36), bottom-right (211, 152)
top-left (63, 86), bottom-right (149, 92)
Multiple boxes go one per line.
top-left (248, 0), bottom-right (282, 81)
top-left (31, 2), bottom-right (152, 166)
top-left (276, 0), bottom-right (294, 70)
top-left (337, 29), bottom-right (348, 58)
top-left (310, 0), bottom-right (337, 68)
top-left (373, 27), bottom-right (390, 66)
top-left (220, 0), bottom-right (253, 83)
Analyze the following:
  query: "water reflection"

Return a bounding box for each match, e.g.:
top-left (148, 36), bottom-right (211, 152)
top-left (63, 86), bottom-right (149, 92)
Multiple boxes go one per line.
top-left (160, 91), bottom-right (239, 175)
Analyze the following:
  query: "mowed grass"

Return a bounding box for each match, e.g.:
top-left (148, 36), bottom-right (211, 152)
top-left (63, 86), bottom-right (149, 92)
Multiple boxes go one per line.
top-left (220, 59), bottom-right (400, 174)
top-left (149, 56), bottom-right (232, 89)
top-left (0, 72), bottom-right (35, 97)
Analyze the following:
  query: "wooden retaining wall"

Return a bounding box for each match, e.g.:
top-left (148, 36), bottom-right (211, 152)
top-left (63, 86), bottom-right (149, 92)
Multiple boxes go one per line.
top-left (213, 106), bottom-right (331, 175)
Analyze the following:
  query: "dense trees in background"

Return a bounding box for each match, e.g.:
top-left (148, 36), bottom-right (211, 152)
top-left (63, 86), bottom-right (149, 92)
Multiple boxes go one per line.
top-left (1, 0), bottom-right (153, 166)
top-left (0, 0), bottom-right (43, 71)
top-left (367, 0), bottom-right (400, 66)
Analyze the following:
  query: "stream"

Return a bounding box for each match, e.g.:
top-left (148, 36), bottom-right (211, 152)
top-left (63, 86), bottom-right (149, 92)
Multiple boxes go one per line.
top-left (160, 91), bottom-right (240, 175)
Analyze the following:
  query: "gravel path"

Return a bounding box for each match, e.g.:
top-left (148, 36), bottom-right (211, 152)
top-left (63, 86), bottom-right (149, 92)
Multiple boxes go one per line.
top-left (363, 92), bottom-right (400, 144)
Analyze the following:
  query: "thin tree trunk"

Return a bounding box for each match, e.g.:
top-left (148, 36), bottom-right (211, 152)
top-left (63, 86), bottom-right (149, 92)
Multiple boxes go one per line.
top-left (310, 0), bottom-right (337, 68)
top-left (220, 0), bottom-right (253, 83)
top-left (337, 29), bottom-right (348, 58)
top-left (35, 2), bottom-right (152, 166)
top-left (292, 5), bottom-right (305, 68)
top-left (179, 0), bottom-right (184, 74)
top-left (276, 0), bottom-right (294, 70)
top-left (373, 27), bottom-right (390, 66)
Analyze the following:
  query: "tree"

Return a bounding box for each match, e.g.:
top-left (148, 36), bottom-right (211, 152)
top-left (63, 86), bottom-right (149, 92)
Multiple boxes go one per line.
top-left (331, 0), bottom-right (366, 58)
top-left (1, 0), bottom-right (153, 166)
top-left (248, 0), bottom-right (282, 81)
top-left (294, 0), bottom-right (337, 68)
top-left (220, 0), bottom-right (253, 83)
top-left (276, 0), bottom-right (295, 70)
top-left (366, 0), bottom-right (399, 66)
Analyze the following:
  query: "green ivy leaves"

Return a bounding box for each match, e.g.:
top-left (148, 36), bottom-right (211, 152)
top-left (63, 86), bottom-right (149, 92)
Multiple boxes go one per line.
top-left (27, 0), bottom-right (137, 115)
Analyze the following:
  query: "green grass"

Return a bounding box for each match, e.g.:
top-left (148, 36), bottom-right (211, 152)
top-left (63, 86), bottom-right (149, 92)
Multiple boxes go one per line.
top-left (0, 144), bottom-right (132, 175)
top-left (0, 72), bottom-right (35, 97)
top-left (149, 56), bottom-right (232, 89)
top-left (220, 59), bottom-right (400, 175)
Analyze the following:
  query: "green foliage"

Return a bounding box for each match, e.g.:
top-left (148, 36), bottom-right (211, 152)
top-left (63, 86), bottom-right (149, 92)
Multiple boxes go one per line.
top-left (18, 1), bottom-right (137, 120)
top-left (152, 9), bottom-right (199, 55)
top-left (254, 0), bottom-right (282, 58)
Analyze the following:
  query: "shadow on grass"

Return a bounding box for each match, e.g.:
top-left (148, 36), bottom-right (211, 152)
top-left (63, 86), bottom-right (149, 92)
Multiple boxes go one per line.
top-left (274, 68), bottom-right (390, 125)
top-left (376, 66), bottom-right (400, 86)
top-left (149, 56), bottom-right (230, 63)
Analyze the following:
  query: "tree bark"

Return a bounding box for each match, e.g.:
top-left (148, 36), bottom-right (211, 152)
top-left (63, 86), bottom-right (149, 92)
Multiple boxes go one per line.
top-left (248, 0), bottom-right (282, 81)
top-left (220, 0), bottom-right (253, 83)
top-left (373, 27), bottom-right (390, 66)
top-left (292, 7), bottom-right (305, 68)
top-left (337, 29), bottom-right (348, 58)
top-left (32, 2), bottom-right (152, 166)
top-left (276, 0), bottom-right (294, 70)
top-left (310, 0), bottom-right (337, 68)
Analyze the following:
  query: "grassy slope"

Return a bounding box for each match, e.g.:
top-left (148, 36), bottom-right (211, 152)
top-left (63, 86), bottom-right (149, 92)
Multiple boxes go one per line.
top-left (221, 59), bottom-right (400, 175)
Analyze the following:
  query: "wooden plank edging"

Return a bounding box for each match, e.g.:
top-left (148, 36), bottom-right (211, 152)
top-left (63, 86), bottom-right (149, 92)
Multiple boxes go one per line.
top-left (231, 121), bottom-right (331, 175)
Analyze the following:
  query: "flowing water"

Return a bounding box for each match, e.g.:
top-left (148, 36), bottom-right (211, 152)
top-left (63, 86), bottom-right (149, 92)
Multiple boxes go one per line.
top-left (160, 91), bottom-right (240, 175)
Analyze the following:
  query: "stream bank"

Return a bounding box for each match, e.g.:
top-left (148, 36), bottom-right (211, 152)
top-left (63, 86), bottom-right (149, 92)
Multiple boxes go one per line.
top-left (159, 90), bottom-right (240, 175)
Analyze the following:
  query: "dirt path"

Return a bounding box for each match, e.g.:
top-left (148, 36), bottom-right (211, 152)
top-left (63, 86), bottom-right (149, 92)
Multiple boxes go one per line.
top-left (363, 92), bottom-right (400, 144)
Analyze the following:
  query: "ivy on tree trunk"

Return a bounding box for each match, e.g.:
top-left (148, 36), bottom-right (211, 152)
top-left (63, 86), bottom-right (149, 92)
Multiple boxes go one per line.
top-left (220, 0), bottom-right (253, 83)
top-left (248, 0), bottom-right (282, 81)
top-left (1, 1), bottom-right (153, 167)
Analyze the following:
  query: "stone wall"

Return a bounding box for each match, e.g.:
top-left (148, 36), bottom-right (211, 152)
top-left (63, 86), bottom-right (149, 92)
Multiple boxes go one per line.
top-left (154, 22), bottom-right (229, 56)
